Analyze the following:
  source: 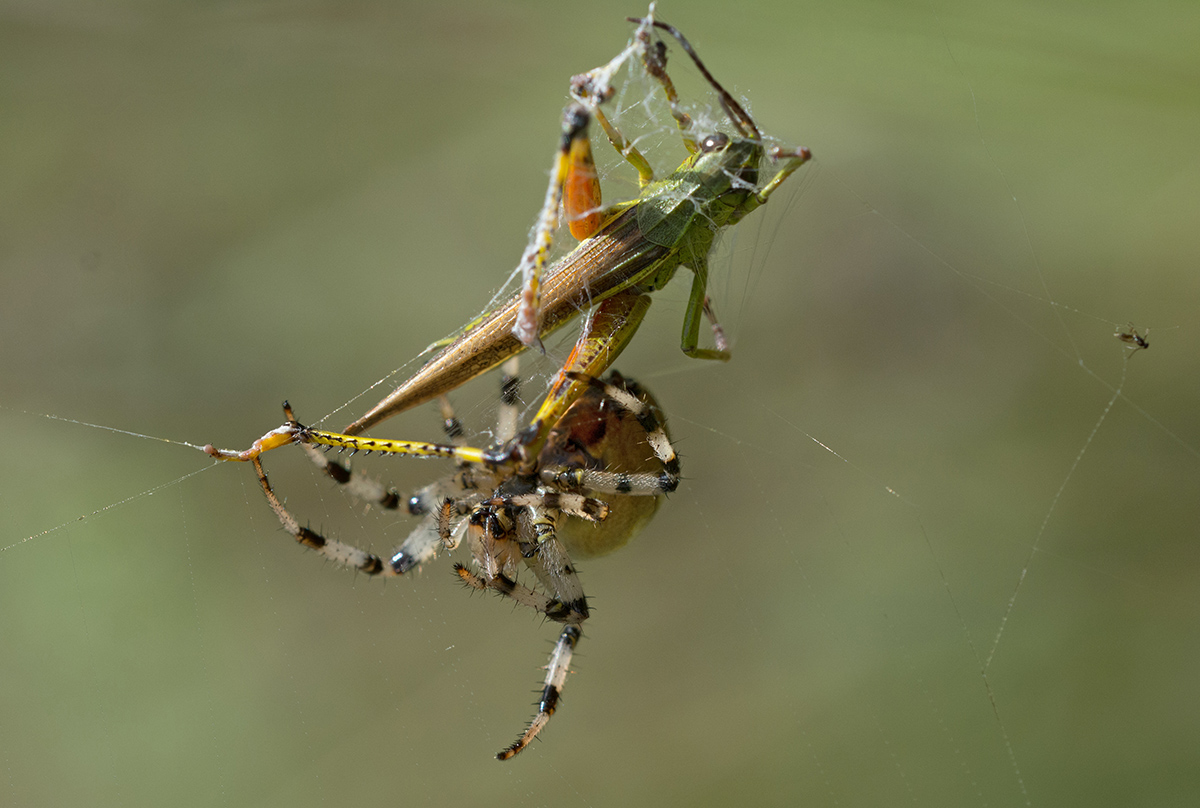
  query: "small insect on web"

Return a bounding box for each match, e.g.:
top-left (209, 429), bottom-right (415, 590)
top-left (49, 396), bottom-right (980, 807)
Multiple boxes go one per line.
top-left (201, 5), bottom-right (810, 759)
top-left (1115, 323), bottom-right (1149, 353)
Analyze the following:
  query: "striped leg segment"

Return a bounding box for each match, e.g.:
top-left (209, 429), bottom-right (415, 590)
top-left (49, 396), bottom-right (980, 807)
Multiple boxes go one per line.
top-left (494, 357), bottom-right (522, 445)
top-left (453, 503), bottom-right (590, 625)
top-left (250, 454), bottom-right (485, 578)
top-left (516, 512), bottom-right (588, 622)
top-left (497, 625), bottom-right (582, 761)
top-left (297, 441), bottom-right (402, 511)
top-left (450, 499), bottom-right (593, 761)
top-left (454, 563), bottom-right (585, 625)
top-left (239, 392), bottom-right (502, 577)
top-left (253, 456), bottom-right (388, 576)
top-left (539, 371), bottom-right (681, 495)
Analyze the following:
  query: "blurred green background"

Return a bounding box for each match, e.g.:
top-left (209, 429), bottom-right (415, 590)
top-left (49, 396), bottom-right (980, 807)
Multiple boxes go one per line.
top-left (2, 1), bottom-right (1198, 806)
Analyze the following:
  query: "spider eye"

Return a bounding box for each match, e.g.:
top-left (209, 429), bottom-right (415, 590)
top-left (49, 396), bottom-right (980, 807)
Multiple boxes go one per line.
top-left (700, 132), bottom-right (729, 152)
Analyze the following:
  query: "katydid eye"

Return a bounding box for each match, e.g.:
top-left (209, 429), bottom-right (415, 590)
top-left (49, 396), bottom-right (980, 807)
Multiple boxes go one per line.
top-left (700, 133), bottom-right (729, 152)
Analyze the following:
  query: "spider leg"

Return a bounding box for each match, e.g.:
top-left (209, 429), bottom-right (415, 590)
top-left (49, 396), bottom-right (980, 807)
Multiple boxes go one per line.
top-left (453, 517), bottom-right (586, 624)
top-left (411, 362), bottom-right (520, 518)
top-left (519, 509), bottom-right (588, 618)
top-left (391, 492), bottom-right (481, 572)
top-left (252, 456), bottom-right (393, 576)
top-left (232, 355), bottom-right (539, 577)
top-left (541, 465), bottom-right (677, 497)
top-left (453, 507), bottom-right (589, 624)
top-left (496, 624), bottom-right (582, 761)
top-left (495, 357), bottom-right (522, 445)
top-left (452, 507), bottom-right (587, 760)
top-left (295, 387), bottom-right (481, 518)
top-left (454, 502), bottom-right (589, 760)
top-left (503, 491), bottom-right (609, 522)
top-left (249, 395), bottom-right (498, 576)
top-left (540, 371), bottom-right (681, 495)
top-left (279, 392), bottom-right (501, 573)
top-left (387, 514), bottom-right (443, 574)
top-left (250, 451), bottom-right (490, 578)
top-left (296, 441), bottom-right (402, 511)
top-left (453, 563), bottom-right (584, 624)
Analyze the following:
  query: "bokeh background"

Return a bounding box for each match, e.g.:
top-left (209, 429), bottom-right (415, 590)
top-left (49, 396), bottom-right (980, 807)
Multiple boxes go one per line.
top-left (3, 1), bottom-right (1198, 806)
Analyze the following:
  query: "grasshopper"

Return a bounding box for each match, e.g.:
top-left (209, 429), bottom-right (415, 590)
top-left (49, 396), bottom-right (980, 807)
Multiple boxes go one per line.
top-left (202, 8), bottom-right (811, 760)
top-left (207, 10), bottom-right (811, 474)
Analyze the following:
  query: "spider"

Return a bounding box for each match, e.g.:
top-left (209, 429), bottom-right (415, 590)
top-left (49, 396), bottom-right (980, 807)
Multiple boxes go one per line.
top-left (245, 366), bottom-right (679, 760)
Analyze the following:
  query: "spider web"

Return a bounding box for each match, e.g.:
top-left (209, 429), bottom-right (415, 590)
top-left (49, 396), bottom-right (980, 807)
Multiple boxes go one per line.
top-left (2, 3), bottom-right (1199, 807)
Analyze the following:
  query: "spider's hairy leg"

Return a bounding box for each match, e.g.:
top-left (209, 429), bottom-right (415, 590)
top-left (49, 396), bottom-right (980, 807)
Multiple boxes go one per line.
top-left (494, 356), bottom-right (522, 446)
top-left (390, 489), bottom-right (481, 573)
top-left (236, 395), bottom-right (507, 576)
top-left (251, 452), bottom-right (486, 578)
top-left (455, 506), bottom-right (590, 760)
top-left (453, 505), bottom-right (589, 624)
top-left (252, 456), bottom-right (393, 576)
top-left (207, 406), bottom-right (409, 575)
top-left (504, 491), bottom-right (609, 522)
top-left (298, 388), bottom-right (485, 520)
top-left (453, 562), bottom-right (585, 623)
top-left (297, 441), bottom-right (402, 511)
top-left (520, 511), bottom-right (588, 619)
top-left (541, 371), bottom-right (681, 496)
top-left (497, 624), bottom-right (581, 761)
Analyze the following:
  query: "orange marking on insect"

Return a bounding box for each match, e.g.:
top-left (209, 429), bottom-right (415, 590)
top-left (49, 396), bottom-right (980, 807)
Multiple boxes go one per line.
top-left (549, 339), bottom-right (588, 399)
top-left (565, 135), bottom-right (602, 240)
